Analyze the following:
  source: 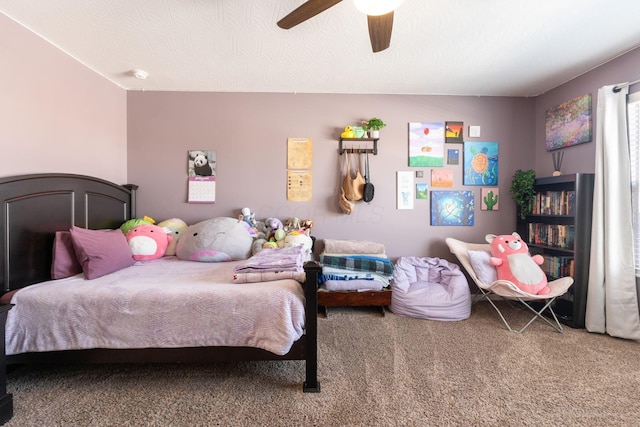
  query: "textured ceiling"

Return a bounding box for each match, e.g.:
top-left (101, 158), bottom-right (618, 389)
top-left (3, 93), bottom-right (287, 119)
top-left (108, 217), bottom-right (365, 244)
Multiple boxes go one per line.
top-left (2, 0), bottom-right (640, 96)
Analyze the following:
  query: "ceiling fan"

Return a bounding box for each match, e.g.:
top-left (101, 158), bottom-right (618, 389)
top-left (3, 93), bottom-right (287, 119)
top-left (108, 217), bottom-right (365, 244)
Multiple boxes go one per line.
top-left (277, 0), bottom-right (403, 53)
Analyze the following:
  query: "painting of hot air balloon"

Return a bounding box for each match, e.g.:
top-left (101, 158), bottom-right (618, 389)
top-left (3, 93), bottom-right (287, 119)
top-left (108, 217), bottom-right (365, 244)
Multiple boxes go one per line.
top-left (408, 122), bottom-right (445, 167)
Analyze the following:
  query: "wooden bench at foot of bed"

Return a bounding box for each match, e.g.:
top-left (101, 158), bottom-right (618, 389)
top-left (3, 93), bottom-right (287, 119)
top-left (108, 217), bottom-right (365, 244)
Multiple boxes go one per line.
top-left (317, 289), bottom-right (391, 317)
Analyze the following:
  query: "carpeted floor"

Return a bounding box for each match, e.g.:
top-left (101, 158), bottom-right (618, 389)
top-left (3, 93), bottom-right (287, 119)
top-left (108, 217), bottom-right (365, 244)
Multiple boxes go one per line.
top-left (5, 302), bottom-right (640, 426)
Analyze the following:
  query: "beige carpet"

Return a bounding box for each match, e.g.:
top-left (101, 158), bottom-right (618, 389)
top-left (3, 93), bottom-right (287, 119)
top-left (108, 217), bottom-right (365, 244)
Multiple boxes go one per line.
top-left (5, 302), bottom-right (640, 426)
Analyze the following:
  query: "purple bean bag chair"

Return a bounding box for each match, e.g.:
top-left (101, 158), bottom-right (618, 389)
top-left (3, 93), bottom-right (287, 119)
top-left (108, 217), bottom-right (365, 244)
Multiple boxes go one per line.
top-left (390, 257), bottom-right (471, 321)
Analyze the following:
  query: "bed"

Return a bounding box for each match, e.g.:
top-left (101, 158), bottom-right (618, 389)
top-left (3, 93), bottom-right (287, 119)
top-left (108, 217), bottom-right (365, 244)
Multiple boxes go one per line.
top-left (0, 173), bottom-right (321, 393)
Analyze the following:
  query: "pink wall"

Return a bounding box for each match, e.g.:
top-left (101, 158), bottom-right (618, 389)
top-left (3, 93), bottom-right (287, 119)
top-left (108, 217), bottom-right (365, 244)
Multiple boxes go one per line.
top-left (128, 92), bottom-right (534, 260)
top-left (0, 13), bottom-right (127, 184)
top-left (534, 47), bottom-right (640, 176)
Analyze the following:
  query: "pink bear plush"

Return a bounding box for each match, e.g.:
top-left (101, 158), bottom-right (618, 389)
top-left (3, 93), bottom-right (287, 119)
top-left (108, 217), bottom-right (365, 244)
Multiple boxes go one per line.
top-left (126, 224), bottom-right (173, 261)
top-left (485, 232), bottom-right (550, 295)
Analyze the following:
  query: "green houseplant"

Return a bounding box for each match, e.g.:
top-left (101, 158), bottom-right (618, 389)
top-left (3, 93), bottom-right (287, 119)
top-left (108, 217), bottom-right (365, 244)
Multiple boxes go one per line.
top-left (510, 169), bottom-right (536, 219)
top-left (363, 117), bottom-right (386, 138)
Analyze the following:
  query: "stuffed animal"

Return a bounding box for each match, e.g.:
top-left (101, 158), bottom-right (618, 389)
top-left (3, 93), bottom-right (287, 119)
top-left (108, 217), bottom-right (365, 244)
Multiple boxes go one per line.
top-left (120, 216), bottom-right (155, 235)
top-left (262, 240), bottom-right (279, 249)
top-left (156, 218), bottom-right (188, 256)
top-left (273, 229), bottom-right (288, 248)
top-left (340, 126), bottom-right (355, 138)
top-left (300, 219), bottom-right (314, 235)
top-left (238, 207), bottom-right (256, 228)
top-left (265, 217), bottom-right (284, 239)
top-left (284, 231), bottom-right (313, 252)
top-left (126, 224), bottom-right (173, 261)
top-left (284, 217), bottom-right (302, 232)
top-left (486, 232), bottom-right (550, 295)
top-left (249, 220), bottom-right (268, 255)
top-left (176, 217), bottom-right (253, 262)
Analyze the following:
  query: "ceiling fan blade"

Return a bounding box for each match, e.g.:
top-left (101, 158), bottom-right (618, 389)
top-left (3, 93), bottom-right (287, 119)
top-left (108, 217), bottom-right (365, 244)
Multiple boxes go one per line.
top-left (367, 12), bottom-right (394, 52)
top-left (277, 0), bottom-right (344, 29)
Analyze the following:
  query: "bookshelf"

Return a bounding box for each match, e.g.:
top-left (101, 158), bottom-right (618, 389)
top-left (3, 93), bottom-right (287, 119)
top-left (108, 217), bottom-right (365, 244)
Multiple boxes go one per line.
top-left (516, 173), bottom-right (594, 328)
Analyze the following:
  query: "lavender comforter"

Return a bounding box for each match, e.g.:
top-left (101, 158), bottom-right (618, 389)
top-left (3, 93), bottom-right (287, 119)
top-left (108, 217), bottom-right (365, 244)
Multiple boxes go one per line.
top-left (6, 257), bottom-right (305, 356)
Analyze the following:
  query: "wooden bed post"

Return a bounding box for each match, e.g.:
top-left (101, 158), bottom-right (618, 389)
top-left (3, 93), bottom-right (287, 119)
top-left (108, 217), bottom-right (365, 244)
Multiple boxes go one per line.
top-left (0, 304), bottom-right (13, 424)
top-left (302, 261), bottom-right (321, 392)
top-left (123, 184), bottom-right (139, 219)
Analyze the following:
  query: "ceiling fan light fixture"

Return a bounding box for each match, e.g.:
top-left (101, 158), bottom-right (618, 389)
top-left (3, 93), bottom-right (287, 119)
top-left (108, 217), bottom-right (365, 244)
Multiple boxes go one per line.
top-left (354, 0), bottom-right (404, 16)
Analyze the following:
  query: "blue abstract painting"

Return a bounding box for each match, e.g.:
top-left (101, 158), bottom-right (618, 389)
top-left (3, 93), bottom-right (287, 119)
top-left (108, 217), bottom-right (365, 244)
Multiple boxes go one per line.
top-left (430, 191), bottom-right (475, 226)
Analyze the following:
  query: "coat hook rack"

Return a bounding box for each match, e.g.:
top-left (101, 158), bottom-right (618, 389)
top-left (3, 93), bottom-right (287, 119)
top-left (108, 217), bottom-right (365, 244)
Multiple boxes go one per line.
top-left (339, 137), bottom-right (378, 155)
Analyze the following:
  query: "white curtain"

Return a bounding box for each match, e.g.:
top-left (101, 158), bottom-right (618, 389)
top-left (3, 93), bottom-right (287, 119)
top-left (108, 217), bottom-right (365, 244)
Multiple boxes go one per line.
top-left (586, 84), bottom-right (640, 340)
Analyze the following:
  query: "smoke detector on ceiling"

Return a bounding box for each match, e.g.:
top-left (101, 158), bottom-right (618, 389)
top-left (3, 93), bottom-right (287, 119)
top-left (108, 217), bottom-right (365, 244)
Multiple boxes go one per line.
top-left (131, 69), bottom-right (148, 80)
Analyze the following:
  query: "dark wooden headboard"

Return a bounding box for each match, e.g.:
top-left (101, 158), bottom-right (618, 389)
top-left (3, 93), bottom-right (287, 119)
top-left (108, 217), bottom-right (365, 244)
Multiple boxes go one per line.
top-left (0, 173), bottom-right (137, 292)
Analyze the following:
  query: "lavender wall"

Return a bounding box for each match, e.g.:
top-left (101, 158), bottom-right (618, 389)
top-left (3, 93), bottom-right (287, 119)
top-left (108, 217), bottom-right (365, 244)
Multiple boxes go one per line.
top-left (0, 13), bottom-right (127, 184)
top-left (6, 9), bottom-right (639, 262)
top-left (534, 47), bottom-right (640, 176)
top-left (128, 92), bottom-right (534, 260)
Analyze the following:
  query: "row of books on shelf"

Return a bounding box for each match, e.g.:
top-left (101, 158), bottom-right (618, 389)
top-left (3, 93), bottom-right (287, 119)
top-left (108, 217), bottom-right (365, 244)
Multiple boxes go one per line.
top-left (532, 190), bottom-right (576, 216)
top-left (528, 223), bottom-right (575, 249)
top-left (540, 255), bottom-right (574, 279)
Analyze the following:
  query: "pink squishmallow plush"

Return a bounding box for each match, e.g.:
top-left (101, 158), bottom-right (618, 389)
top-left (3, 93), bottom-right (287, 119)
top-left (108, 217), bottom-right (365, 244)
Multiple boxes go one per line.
top-left (485, 232), bottom-right (550, 295)
top-left (126, 224), bottom-right (173, 261)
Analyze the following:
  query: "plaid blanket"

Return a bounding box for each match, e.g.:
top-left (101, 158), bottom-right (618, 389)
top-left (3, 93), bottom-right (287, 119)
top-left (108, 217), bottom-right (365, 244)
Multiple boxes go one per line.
top-left (319, 254), bottom-right (394, 275)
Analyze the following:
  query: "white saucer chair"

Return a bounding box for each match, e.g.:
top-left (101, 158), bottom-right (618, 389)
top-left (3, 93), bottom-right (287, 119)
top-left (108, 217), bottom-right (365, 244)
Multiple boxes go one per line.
top-left (445, 237), bottom-right (574, 333)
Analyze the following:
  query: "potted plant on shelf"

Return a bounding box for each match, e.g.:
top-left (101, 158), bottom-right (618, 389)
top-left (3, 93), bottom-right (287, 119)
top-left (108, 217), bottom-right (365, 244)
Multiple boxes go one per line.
top-left (363, 117), bottom-right (386, 138)
top-left (510, 169), bottom-right (536, 219)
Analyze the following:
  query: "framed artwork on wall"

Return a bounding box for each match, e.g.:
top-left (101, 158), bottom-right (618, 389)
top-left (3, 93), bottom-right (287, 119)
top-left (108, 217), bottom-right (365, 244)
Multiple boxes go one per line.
top-left (397, 171), bottom-right (414, 209)
top-left (416, 183), bottom-right (428, 200)
top-left (408, 122), bottom-right (445, 167)
top-left (431, 169), bottom-right (453, 187)
top-left (445, 121), bottom-right (464, 143)
top-left (430, 191), bottom-right (474, 226)
top-left (545, 93), bottom-right (592, 151)
top-left (447, 149), bottom-right (459, 165)
top-left (481, 187), bottom-right (500, 210)
top-left (463, 141), bottom-right (498, 186)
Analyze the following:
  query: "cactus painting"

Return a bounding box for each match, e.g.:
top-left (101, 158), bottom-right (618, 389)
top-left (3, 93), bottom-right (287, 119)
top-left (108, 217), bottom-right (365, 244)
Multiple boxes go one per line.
top-left (481, 187), bottom-right (500, 210)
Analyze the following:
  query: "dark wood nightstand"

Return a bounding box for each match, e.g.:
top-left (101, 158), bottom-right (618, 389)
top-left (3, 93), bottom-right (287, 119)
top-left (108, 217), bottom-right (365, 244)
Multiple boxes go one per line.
top-left (0, 304), bottom-right (13, 425)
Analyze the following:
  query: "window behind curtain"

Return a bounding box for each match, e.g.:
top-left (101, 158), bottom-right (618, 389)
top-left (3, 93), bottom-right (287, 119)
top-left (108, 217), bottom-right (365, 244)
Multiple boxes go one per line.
top-left (629, 92), bottom-right (640, 276)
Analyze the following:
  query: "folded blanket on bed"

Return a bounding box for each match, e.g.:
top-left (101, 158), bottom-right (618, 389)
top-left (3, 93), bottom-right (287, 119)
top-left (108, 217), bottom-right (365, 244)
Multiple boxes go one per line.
top-left (319, 254), bottom-right (394, 275)
top-left (321, 280), bottom-right (384, 291)
top-left (323, 239), bottom-right (386, 255)
top-left (234, 270), bottom-right (306, 284)
top-left (234, 246), bottom-right (306, 274)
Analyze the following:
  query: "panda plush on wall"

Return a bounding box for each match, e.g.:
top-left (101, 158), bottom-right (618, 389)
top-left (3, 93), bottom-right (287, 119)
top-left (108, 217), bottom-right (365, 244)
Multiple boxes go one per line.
top-left (190, 151), bottom-right (213, 176)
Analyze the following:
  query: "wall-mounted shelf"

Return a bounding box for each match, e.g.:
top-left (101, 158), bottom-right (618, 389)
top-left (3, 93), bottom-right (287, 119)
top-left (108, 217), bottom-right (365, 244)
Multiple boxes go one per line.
top-left (339, 138), bottom-right (379, 155)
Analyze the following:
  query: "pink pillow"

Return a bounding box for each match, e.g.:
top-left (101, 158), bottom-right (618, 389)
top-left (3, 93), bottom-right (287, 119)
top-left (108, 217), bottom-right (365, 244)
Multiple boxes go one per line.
top-left (70, 226), bottom-right (135, 280)
top-left (51, 231), bottom-right (83, 279)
